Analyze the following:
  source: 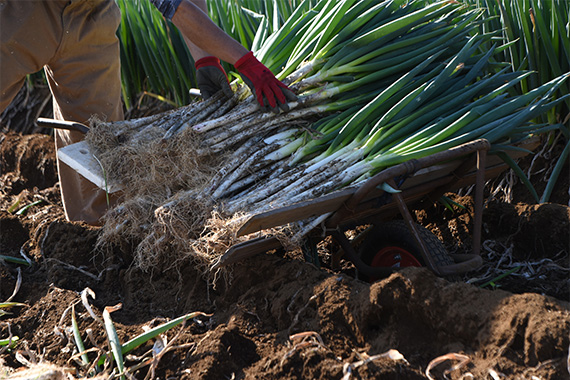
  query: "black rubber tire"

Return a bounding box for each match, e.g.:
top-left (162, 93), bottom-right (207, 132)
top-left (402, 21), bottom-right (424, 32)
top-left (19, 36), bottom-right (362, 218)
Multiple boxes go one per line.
top-left (358, 219), bottom-right (454, 281)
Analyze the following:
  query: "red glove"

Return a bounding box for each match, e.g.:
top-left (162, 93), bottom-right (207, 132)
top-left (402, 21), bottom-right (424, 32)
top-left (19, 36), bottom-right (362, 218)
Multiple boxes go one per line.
top-left (195, 56), bottom-right (233, 99)
top-left (235, 52), bottom-right (297, 113)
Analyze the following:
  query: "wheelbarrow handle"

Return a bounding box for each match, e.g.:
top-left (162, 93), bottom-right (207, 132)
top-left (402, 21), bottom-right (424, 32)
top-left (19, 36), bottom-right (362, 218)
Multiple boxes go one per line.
top-left (36, 117), bottom-right (90, 134)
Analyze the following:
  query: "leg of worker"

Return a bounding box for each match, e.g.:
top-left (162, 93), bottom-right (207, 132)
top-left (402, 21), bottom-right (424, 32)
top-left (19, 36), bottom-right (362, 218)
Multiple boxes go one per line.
top-left (0, 1), bottom-right (64, 114)
top-left (46, 0), bottom-right (124, 225)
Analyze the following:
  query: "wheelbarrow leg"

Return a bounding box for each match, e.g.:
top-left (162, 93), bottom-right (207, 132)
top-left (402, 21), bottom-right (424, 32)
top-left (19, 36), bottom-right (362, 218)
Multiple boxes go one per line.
top-left (388, 179), bottom-right (442, 276)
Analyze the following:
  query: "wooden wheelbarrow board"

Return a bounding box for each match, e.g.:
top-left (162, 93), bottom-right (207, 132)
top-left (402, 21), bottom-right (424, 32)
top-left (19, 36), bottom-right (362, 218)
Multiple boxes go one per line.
top-left (58, 140), bottom-right (122, 194)
top-left (36, 118), bottom-right (122, 194)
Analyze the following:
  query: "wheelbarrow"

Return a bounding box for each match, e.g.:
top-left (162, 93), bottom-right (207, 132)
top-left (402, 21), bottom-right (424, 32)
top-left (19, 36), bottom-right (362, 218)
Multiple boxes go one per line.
top-left (211, 137), bottom-right (539, 280)
top-left (39, 117), bottom-right (537, 279)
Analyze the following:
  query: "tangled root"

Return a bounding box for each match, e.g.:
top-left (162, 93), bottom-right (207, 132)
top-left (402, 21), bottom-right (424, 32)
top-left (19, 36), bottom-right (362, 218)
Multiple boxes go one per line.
top-left (87, 116), bottom-right (228, 269)
top-left (86, 108), bottom-right (306, 277)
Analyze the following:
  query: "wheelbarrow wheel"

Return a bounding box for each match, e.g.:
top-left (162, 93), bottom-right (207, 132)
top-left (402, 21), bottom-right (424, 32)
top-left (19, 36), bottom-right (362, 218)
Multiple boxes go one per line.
top-left (358, 219), bottom-right (454, 282)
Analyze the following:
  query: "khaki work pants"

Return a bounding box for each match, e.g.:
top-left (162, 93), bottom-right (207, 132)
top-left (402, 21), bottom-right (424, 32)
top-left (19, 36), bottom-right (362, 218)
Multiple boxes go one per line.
top-left (0, 0), bottom-right (124, 225)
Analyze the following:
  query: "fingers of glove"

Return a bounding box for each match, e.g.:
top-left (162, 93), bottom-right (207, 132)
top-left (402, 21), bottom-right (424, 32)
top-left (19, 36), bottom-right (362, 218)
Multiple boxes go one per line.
top-left (270, 86), bottom-right (290, 113)
top-left (265, 96), bottom-right (280, 114)
top-left (240, 72), bottom-right (290, 112)
top-left (240, 74), bottom-right (266, 109)
top-left (196, 76), bottom-right (216, 98)
top-left (256, 86), bottom-right (277, 110)
top-left (255, 83), bottom-right (296, 113)
top-left (264, 80), bottom-right (296, 111)
top-left (278, 101), bottom-right (290, 113)
top-left (281, 86), bottom-right (298, 103)
top-left (277, 101), bottom-right (290, 113)
top-left (260, 95), bottom-right (272, 113)
top-left (269, 82), bottom-right (296, 112)
top-left (240, 74), bottom-right (254, 93)
top-left (275, 87), bottom-right (298, 112)
top-left (199, 87), bottom-right (214, 99)
top-left (217, 77), bottom-right (234, 98)
top-left (208, 68), bottom-right (232, 98)
top-left (197, 66), bottom-right (231, 99)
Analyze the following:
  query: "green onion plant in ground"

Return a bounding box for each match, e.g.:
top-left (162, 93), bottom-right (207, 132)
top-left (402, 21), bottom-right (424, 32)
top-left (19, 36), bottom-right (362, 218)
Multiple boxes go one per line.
top-left (449, 0), bottom-right (570, 126)
top-left (62, 288), bottom-right (212, 378)
top-left (116, 0), bottom-right (196, 109)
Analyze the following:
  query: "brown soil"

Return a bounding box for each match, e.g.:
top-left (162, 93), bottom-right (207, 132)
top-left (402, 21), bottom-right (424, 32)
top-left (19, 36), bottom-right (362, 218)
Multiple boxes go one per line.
top-left (0, 130), bottom-right (569, 380)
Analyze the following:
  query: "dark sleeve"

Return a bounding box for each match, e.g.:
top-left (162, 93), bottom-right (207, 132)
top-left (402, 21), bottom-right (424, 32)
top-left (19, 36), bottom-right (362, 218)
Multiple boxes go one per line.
top-left (149, 0), bottom-right (183, 20)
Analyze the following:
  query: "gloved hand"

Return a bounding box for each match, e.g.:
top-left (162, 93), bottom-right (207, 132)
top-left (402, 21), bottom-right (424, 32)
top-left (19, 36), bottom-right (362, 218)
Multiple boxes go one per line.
top-left (235, 52), bottom-right (297, 113)
top-left (195, 56), bottom-right (234, 99)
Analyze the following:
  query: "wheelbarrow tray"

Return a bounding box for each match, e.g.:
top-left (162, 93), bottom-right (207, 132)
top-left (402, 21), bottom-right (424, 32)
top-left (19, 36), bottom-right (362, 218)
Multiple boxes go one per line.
top-left (213, 137), bottom-right (539, 269)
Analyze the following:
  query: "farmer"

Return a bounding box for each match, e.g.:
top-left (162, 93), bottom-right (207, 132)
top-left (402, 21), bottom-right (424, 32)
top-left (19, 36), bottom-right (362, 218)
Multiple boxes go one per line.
top-left (0, 0), bottom-right (295, 226)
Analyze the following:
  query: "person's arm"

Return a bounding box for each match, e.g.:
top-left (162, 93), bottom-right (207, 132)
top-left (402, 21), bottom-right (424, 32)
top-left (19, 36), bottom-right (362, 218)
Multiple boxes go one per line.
top-left (150, 0), bottom-right (296, 111)
top-left (172, 0), bottom-right (248, 64)
top-left (175, 0), bottom-right (240, 99)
